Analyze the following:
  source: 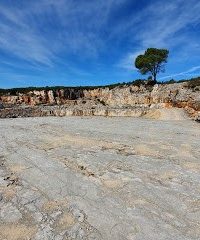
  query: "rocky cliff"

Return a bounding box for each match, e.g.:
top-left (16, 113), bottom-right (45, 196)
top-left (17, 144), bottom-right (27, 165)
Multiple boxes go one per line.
top-left (0, 81), bottom-right (199, 120)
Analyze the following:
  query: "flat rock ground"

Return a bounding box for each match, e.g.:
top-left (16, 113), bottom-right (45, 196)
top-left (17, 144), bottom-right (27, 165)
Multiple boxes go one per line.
top-left (0, 116), bottom-right (199, 240)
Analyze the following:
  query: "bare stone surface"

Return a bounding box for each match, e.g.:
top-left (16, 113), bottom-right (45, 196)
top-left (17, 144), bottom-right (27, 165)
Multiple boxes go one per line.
top-left (0, 116), bottom-right (199, 239)
top-left (0, 202), bottom-right (22, 223)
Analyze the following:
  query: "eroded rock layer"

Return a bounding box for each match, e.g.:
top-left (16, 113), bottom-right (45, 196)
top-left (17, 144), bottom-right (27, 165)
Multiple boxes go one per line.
top-left (0, 82), bottom-right (199, 119)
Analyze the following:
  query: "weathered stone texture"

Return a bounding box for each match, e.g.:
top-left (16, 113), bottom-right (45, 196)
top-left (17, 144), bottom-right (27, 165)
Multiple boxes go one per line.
top-left (0, 82), bottom-right (199, 119)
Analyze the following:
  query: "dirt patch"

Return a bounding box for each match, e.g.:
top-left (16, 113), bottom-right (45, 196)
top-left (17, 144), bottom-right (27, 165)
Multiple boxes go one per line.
top-left (158, 171), bottom-right (178, 180)
top-left (42, 199), bottom-right (68, 213)
top-left (103, 143), bottom-right (160, 158)
top-left (55, 212), bottom-right (75, 231)
top-left (134, 144), bottom-right (159, 157)
top-left (144, 109), bottom-right (161, 119)
top-left (102, 179), bottom-right (125, 189)
top-left (42, 134), bottom-right (100, 149)
top-left (2, 186), bottom-right (17, 201)
top-left (0, 224), bottom-right (37, 240)
top-left (42, 134), bottom-right (116, 151)
top-left (9, 164), bottom-right (28, 173)
top-left (177, 144), bottom-right (193, 158)
top-left (182, 162), bottom-right (200, 172)
top-left (125, 198), bottom-right (147, 208)
top-left (144, 108), bottom-right (188, 120)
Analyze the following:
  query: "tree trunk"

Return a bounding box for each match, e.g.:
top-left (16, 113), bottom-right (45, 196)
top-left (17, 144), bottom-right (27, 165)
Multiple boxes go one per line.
top-left (153, 73), bottom-right (156, 81)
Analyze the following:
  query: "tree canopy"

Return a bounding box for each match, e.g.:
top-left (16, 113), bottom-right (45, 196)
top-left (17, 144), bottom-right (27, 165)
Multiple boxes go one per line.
top-left (135, 48), bottom-right (169, 81)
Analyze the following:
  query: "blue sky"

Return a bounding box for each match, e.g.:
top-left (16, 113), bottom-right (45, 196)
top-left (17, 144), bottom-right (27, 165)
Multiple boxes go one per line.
top-left (0, 0), bottom-right (200, 88)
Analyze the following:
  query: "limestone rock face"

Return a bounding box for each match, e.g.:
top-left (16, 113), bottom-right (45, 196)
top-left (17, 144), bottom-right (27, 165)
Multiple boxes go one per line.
top-left (0, 82), bottom-right (199, 119)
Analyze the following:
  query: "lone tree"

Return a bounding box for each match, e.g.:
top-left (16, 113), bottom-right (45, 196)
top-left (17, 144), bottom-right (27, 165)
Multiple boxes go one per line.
top-left (135, 48), bottom-right (169, 82)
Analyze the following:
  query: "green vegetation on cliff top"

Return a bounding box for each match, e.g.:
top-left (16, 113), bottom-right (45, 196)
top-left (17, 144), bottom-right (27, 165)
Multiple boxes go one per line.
top-left (0, 76), bottom-right (200, 96)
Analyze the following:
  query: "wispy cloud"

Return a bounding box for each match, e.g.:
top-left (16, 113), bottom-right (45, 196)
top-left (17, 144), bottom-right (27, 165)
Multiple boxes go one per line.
top-left (0, 0), bottom-right (200, 87)
top-left (118, 50), bottom-right (144, 70)
top-left (117, 0), bottom-right (200, 72)
top-left (0, 4), bottom-right (55, 66)
top-left (160, 66), bottom-right (200, 80)
top-left (1, 0), bottom-right (200, 68)
top-left (0, 0), bottom-right (125, 66)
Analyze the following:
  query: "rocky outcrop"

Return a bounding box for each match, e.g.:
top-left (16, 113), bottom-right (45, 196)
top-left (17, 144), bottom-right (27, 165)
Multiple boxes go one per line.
top-left (0, 88), bottom-right (84, 106)
top-left (0, 82), bottom-right (199, 119)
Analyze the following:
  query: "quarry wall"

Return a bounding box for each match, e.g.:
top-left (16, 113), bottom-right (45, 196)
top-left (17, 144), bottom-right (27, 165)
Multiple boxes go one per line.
top-left (0, 82), bottom-right (199, 119)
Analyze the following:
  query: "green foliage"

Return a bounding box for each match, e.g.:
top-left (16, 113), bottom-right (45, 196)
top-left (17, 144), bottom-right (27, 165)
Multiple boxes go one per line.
top-left (0, 77), bottom-right (200, 96)
top-left (186, 77), bottom-right (200, 90)
top-left (135, 48), bottom-right (169, 81)
top-left (159, 79), bottom-right (177, 84)
top-left (0, 79), bottom-right (146, 96)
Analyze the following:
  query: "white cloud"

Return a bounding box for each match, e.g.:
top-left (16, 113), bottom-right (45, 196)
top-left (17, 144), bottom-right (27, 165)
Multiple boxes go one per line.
top-left (113, 0), bottom-right (200, 48)
top-left (0, 0), bottom-right (124, 66)
top-left (118, 50), bottom-right (144, 70)
top-left (0, 0), bottom-right (200, 79)
top-left (160, 66), bottom-right (200, 80)
top-left (0, 4), bottom-right (56, 66)
top-left (116, 0), bottom-right (200, 71)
